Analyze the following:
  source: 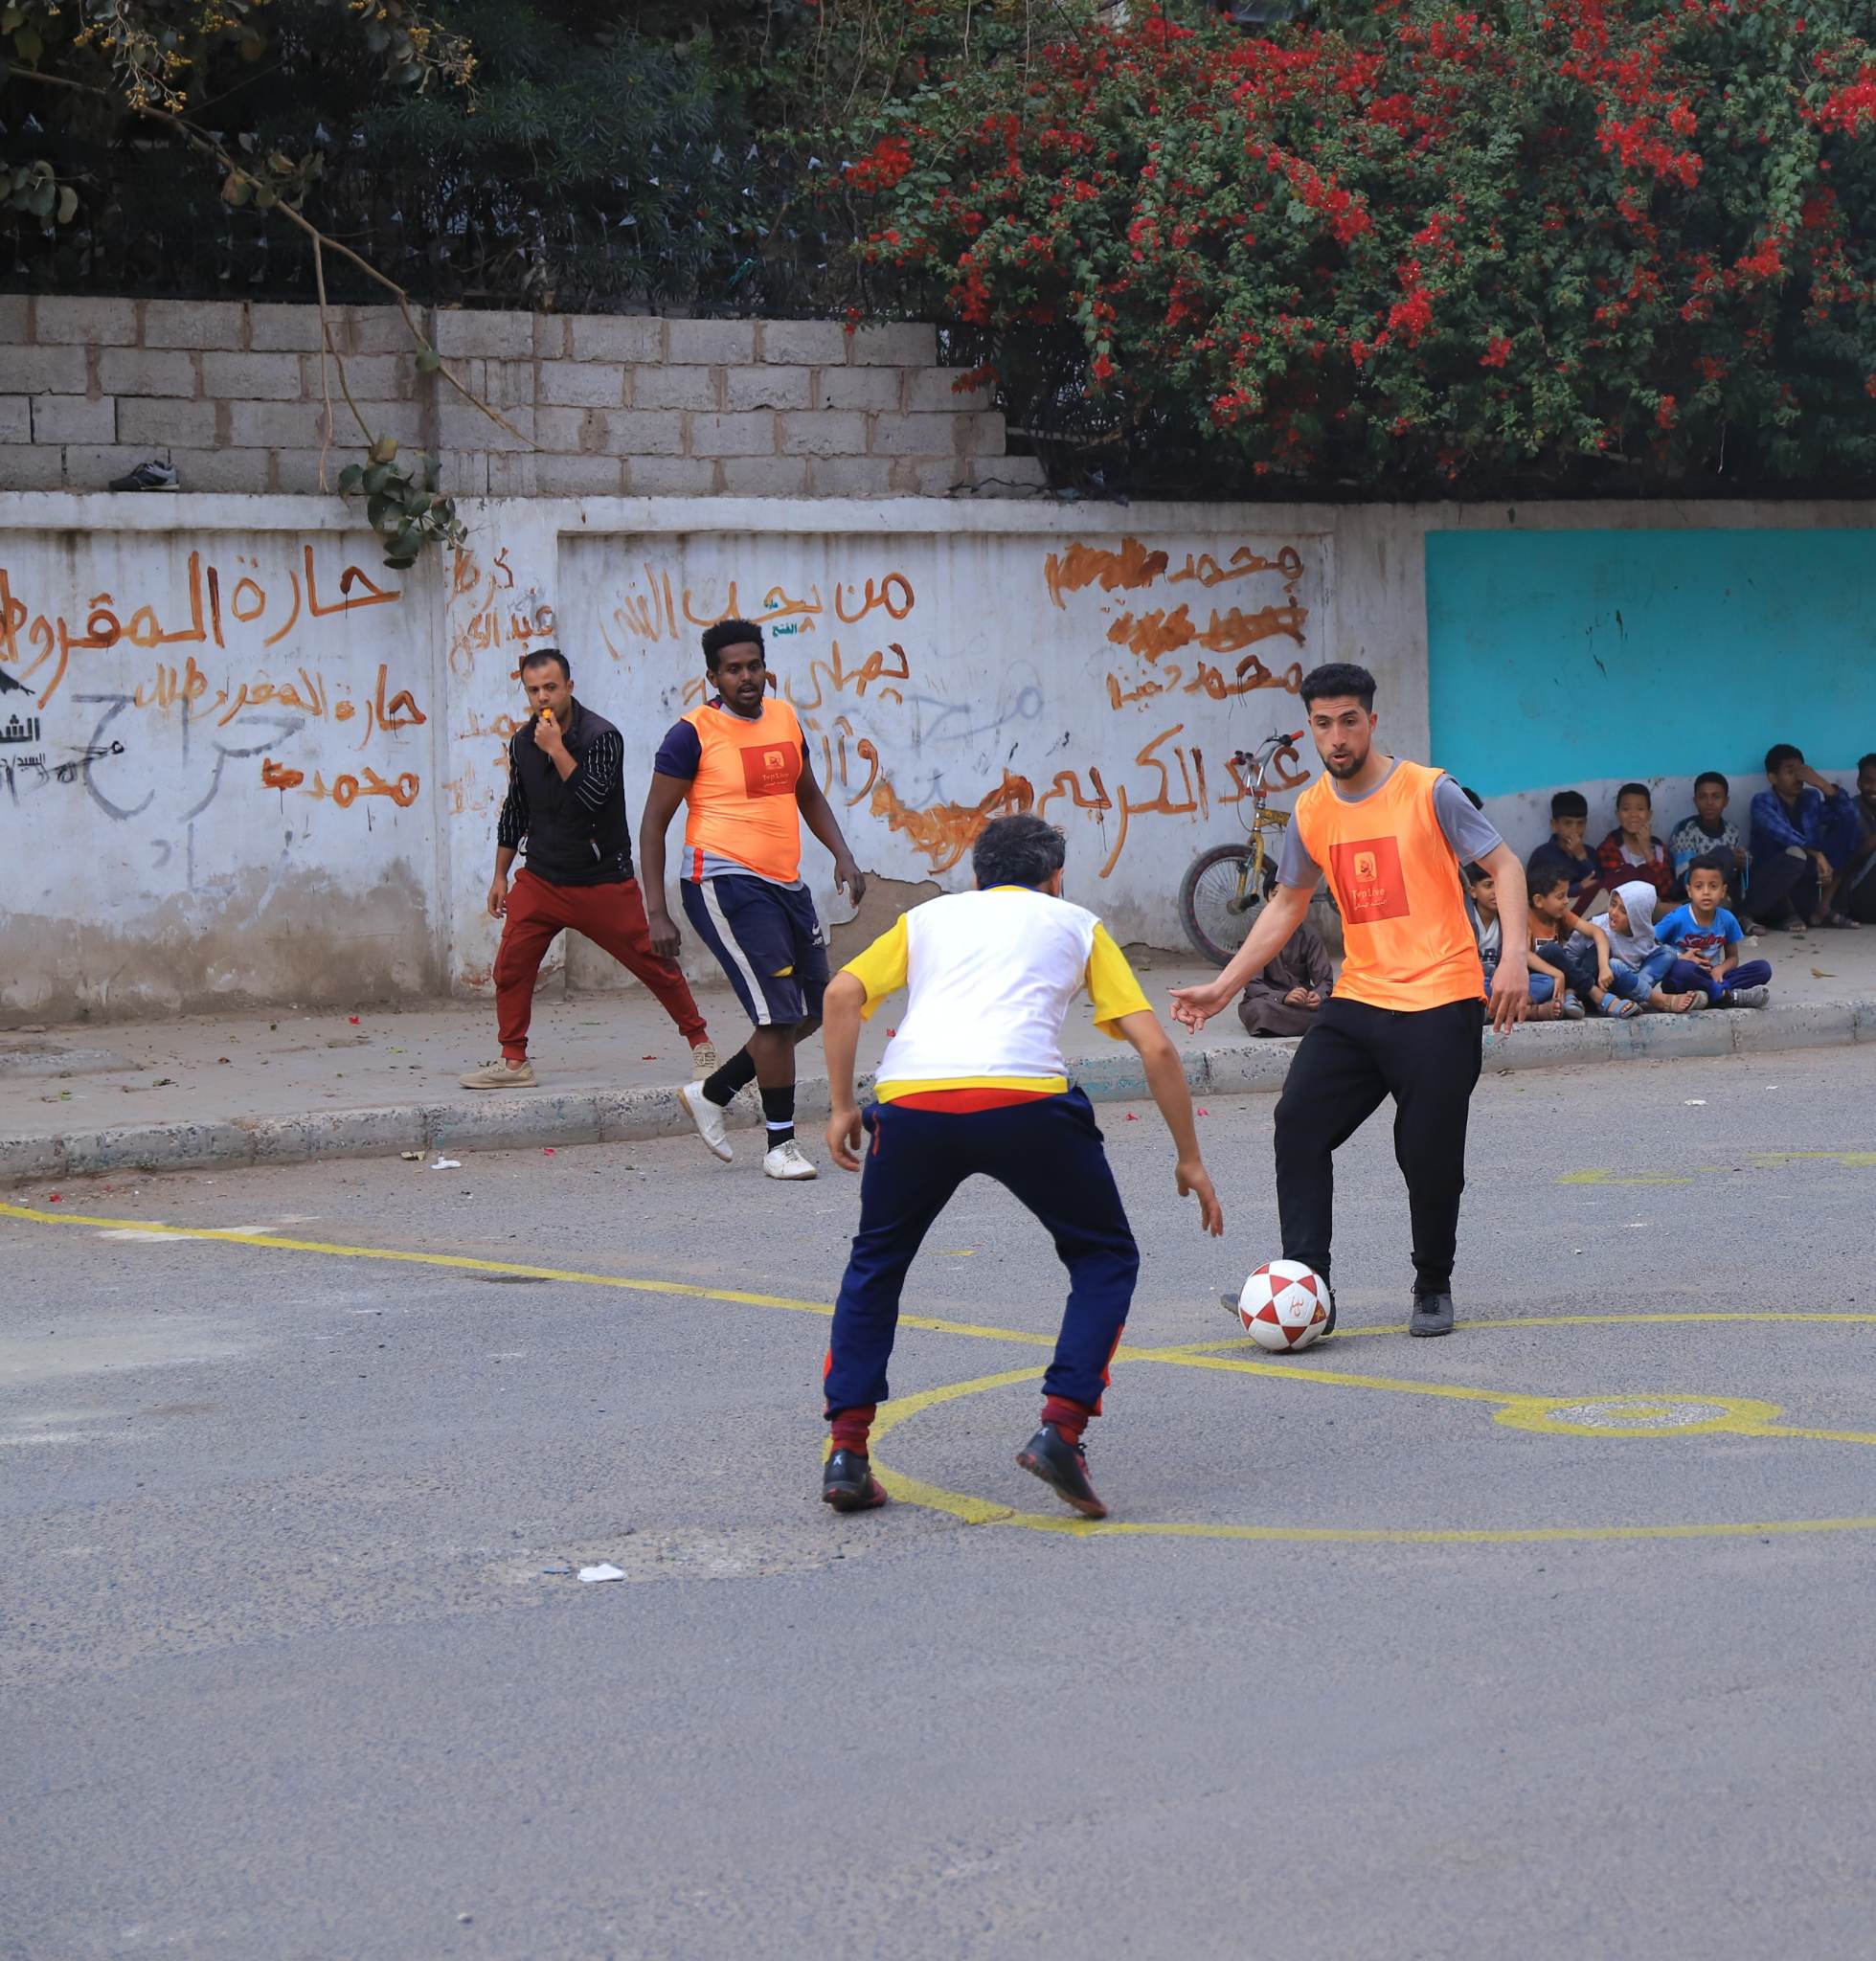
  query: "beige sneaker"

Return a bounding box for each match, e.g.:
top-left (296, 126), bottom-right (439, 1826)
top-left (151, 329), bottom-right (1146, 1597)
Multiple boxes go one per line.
top-left (763, 1138), bottom-right (818, 1181)
top-left (689, 1040), bottom-right (718, 1081)
top-left (460, 1059), bottom-right (538, 1090)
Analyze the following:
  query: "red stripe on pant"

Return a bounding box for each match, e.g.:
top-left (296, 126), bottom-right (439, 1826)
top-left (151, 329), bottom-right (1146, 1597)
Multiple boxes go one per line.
top-left (495, 868), bottom-right (708, 1060)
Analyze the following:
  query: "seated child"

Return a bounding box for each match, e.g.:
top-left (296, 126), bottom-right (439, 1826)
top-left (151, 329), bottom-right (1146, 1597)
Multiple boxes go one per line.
top-left (1749, 743), bottom-right (1864, 931)
top-left (1466, 863), bottom-right (1502, 990)
top-left (1526, 868), bottom-right (1691, 1018)
top-left (1595, 782), bottom-right (1674, 902)
top-left (1237, 913), bottom-right (1333, 1039)
top-left (1652, 853), bottom-right (1774, 1006)
top-left (1668, 771), bottom-right (1749, 913)
top-left (1846, 752), bottom-right (1876, 926)
top-left (1599, 879), bottom-right (1704, 1012)
top-left (1527, 790), bottom-right (1599, 907)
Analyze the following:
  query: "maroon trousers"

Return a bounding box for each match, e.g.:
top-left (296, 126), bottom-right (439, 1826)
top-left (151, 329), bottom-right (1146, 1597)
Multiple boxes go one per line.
top-left (496, 868), bottom-right (708, 1061)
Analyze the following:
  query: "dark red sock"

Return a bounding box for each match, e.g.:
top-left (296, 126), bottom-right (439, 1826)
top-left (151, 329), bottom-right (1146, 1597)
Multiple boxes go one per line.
top-left (830, 1406), bottom-right (875, 1456)
top-left (1041, 1395), bottom-right (1094, 1446)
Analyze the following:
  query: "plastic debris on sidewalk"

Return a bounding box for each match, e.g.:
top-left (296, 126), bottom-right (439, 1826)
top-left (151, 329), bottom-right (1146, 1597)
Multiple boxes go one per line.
top-left (400, 1151), bottom-right (422, 1161)
top-left (577, 1563), bottom-right (626, 1584)
top-left (540, 1563), bottom-right (573, 1575)
top-left (429, 1158), bottom-right (462, 1170)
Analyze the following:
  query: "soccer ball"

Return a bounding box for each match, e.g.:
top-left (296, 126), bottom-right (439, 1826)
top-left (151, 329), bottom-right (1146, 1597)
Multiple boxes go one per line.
top-left (1234, 1261), bottom-right (1332, 1352)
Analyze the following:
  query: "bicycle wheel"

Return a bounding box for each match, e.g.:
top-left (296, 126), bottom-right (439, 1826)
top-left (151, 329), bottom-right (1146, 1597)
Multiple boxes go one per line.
top-left (1178, 843), bottom-right (1272, 966)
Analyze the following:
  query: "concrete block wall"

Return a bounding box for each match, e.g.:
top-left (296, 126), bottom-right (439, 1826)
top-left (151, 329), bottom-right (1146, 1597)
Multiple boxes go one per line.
top-left (0, 296), bottom-right (1045, 499)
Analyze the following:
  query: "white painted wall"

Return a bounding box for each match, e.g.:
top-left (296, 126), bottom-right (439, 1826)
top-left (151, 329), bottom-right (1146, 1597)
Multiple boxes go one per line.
top-left (6, 491), bottom-right (1872, 1022)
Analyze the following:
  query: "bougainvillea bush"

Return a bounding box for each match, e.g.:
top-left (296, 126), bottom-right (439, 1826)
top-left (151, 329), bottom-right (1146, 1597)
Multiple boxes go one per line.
top-left (849, 0), bottom-right (1876, 497)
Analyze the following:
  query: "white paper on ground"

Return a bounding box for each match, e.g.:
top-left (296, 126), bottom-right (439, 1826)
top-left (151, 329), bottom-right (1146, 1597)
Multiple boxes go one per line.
top-left (577, 1563), bottom-right (626, 1584)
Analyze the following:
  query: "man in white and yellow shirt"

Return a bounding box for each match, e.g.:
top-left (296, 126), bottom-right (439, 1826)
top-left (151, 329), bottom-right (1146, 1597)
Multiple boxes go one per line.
top-left (817, 812), bottom-right (1224, 1521)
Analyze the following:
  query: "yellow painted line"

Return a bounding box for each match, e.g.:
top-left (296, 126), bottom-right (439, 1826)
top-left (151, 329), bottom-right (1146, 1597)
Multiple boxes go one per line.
top-left (1119, 1342), bottom-right (1524, 1408)
top-left (0, 1199), bottom-right (1053, 1350)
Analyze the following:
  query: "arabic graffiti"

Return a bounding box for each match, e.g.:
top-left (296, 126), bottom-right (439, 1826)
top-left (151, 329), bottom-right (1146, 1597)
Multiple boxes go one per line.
top-left (1045, 539), bottom-right (1306, 609)
top-left (598, 567), bottom-right (916, 661)
top-left (261, 756), bottom-right (420, 808)
top-left (447, 543), bottom-right (555, 679)
top-left (0, 545), bottom-right (403, 710)
top-left (570, 533), bottom-right (1318, 892)
top-left (0, 739), bottom-right (126, 802)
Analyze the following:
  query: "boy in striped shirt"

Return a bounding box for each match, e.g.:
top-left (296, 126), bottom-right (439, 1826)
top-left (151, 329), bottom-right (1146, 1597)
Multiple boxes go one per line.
top-left (817, 813), bottom-right (1224, 1521)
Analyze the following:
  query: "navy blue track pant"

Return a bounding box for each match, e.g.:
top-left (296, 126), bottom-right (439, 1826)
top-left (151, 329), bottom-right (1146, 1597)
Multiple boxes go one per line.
top-left (822, 1089), bottom-right (1140, 1417)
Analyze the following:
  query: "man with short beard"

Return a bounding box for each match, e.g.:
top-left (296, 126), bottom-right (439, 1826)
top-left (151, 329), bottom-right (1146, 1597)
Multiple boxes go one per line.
top-left (1170, 662), bottom-right (1529, 1338)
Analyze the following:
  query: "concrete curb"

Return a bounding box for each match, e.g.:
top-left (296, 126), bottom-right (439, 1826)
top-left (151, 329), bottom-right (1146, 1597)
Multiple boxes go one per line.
top-left (2, 999), bottom-right (1868, 1187)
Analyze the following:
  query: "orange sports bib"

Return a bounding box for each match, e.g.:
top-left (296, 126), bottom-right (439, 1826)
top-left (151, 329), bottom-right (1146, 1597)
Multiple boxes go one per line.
top-left (681, 696), bottom-right (805, 883)
top-left (1294, 760), bottom-right (1483, 1011)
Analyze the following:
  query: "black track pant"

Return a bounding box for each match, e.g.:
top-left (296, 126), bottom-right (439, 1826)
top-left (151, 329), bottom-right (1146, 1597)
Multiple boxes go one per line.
top-left (1273, 995), bottom-right (1485, 1297)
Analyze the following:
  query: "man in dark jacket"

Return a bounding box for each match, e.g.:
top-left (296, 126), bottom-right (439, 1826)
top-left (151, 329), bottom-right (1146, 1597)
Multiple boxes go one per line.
top-left (1236, 914), bottom-right (1335, 1038)
top-left (461, 648), bottom-right (713, 1089)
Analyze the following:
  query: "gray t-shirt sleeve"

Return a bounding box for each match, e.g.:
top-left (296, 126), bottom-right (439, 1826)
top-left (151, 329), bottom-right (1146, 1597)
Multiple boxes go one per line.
top-left (1433, 775), bottom-right (1503, 865)
top-left (1277, 814), bottom-right (1320, 889)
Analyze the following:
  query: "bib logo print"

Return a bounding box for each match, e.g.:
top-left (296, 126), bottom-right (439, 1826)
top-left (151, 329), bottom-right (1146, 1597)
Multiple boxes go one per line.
top-left (739, 741), bottom-right (799, 799)
top-left (1331, 836), bottom-right (1411, 924)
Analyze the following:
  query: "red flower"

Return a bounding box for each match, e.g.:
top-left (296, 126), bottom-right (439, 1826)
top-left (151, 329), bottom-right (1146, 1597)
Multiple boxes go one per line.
top-left (1480, 334), bottom-right (1512, 368)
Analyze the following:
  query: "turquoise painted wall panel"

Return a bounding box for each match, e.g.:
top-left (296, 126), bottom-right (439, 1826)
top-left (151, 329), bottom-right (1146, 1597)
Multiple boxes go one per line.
top-left (1426, 529), bottom-right (1876, 798)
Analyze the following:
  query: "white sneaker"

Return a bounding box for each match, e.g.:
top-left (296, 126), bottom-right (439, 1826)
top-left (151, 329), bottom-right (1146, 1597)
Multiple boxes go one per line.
top-left (763, 1138), bottom-right (818, 1181)
top-left (1727, 984), bottom-right (1771, 1008)
top-left (678, 1080), bottom-right (733, 1162)
top-left (689, 1040), bottom-right (718, 1081)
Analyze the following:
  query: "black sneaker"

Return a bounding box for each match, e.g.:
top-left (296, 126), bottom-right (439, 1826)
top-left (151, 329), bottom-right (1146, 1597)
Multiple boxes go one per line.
top-left (108, 459), bottom-right (179, 492)
top-left (1410, 1292), bottom-right (1456, 1338)
top-left (1015, 1423), bottom-right (1107, 1519)
top-left (821, 1448), bottom-right (888, 1513)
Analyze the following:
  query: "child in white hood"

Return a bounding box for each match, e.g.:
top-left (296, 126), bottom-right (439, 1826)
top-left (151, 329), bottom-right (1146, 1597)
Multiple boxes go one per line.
top-left (1603, 880), bottom-right (1702, 1011)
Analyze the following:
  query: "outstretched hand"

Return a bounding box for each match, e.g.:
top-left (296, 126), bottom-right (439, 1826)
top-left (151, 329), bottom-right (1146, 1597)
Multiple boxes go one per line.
top-left (1169, 981), bottom-right (1230, 1034)
top-left (1177, 1158), bottom-right (1225, 1236)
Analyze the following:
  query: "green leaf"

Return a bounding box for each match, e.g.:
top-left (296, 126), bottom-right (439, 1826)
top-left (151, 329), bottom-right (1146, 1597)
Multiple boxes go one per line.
top-left (12, 26), bottom-right (41, 62)
top-left (369, 435), bottom-right (399, 464)
top-left (56, 185), bottom-right (77, 225)
top-left (362, 462), bottom-right (391, 497)
top-left (415, 346), bottom-right (441, 374)
top-left (337, 463), bottom-right (365, 493)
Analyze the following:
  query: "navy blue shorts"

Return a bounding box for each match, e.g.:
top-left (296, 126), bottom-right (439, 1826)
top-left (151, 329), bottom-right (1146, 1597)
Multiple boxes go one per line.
top-left (681, 874), bottom-right (829, 1027)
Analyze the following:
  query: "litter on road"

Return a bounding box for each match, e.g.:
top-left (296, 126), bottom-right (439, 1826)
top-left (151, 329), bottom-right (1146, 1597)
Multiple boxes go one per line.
top-left (577, 1564), bottom-right (625, 1584)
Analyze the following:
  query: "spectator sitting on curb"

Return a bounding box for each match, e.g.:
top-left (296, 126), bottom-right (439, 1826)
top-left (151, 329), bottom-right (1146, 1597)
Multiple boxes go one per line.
top-left (1844, 753), bottom-right (1876, 926)
top-left (1237, 913), bottom-right (1335, 1039)
top-left (1668, 772), bottom-right (1750, 912)
top-left (1466, 863), bottom-right (1502, 991)
top-left (1653, 855), bottom-right (1774, 1006)
top-left (1749, 745), bottom-right (1864, 932)
top-left (1595, 782), bottom-right (1674, 904)
top-left (1527, 790), bottom-right (1599, 908)
top-left (1598, 879), bottom-right (1706, 1012)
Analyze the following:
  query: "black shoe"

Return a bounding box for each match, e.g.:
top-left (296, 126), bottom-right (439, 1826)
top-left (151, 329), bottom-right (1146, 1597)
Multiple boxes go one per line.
top-left (1015, 1424), bottom-right (1107, 1519)
top-left (108, 459), bottom-right (179, 492)
top-left (821, 1448), bottom-right (888, 1513)
top-left (1410, 1292), bottom-right (1455, 1338)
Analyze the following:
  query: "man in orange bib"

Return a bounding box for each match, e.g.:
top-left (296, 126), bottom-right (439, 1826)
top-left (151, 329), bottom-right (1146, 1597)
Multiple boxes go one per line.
top-left (1171, 663), bottom-right (1529, 1336)
top-left (640, 619), bottom-right (868, 1182)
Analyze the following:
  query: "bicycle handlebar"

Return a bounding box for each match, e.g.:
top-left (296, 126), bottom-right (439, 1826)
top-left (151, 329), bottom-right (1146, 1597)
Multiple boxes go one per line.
top-left (1230, 730), bottom-right (1306, 768)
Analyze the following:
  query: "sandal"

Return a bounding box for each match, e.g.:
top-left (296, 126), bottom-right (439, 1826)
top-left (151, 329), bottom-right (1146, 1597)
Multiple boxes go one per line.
top-left (1819, 913), bottom-right (1862, 930)
top-left (1595, 992), bottom-right (1640, 1018)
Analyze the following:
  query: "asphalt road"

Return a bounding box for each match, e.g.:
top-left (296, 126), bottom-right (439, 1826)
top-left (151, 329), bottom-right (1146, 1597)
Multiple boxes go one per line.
top-left (6, 1045), bottom-right (1876, 1961)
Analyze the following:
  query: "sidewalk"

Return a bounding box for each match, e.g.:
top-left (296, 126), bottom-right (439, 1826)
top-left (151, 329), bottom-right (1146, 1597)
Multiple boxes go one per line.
top-left (4, 930), bottom-right (1874, 1185)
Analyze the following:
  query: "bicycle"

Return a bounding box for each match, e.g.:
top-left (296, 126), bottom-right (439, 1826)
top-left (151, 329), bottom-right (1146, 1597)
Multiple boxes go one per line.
top-left (1177, 730), bottom-right (1306, 966)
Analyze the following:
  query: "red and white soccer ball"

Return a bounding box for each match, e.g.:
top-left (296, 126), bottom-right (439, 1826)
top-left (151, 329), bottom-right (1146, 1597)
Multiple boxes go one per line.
top-left (1235, 1261), bottom-right (1331, 1352)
